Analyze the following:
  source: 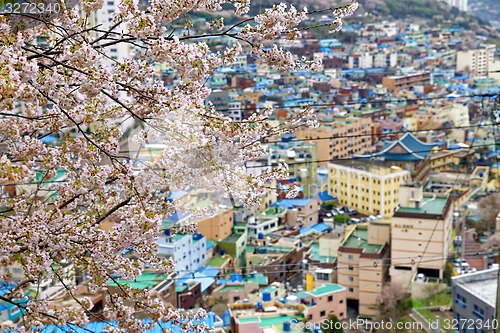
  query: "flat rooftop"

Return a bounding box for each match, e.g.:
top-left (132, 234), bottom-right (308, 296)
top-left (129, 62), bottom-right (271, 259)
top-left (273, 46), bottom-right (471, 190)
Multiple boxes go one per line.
top-left (108, 272), bottom-right (171, 290)
top-left (342, 228), bottom-right (383, 254)
top-left (453, 268), bottom-right (498, 308)
top-left (221, 284), bottom-right (246, 292)
top-left (307, 283), bottom-right (345, 297)
top-left (308, 242), bottom-right (336, 263)
top-left (208, 255), bottom-right (229, 267)
top-left (245, 273), bottom-right (268, 285)
top-left (221, 233), bottom-right (244, 243)
top-left (397, 196), bottom-right (448, 215)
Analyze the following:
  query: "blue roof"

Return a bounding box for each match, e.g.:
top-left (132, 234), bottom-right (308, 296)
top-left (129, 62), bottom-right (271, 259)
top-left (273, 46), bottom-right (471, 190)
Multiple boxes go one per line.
top-left (300, 226), bottom-right (313, 235)
top-left (40, 135), bottom-right (58, 144)
top-left (196, 266), bottom-right (220, 279)
top-left (230, 272), bottom-right (244, 282)
top-left (311, 223), bottom-right (332, 233)
top-left (165, 212), bottom-right (191, 223)
top-left (175, 273), bottom-right (215, 293)
top-left (30, 313), bottom-right (217, 333)
top-left (175, 266), bottom-right (219, 292)
top-left (273, 198), bottom-right (313, 209)
top-left (319, 190), bottom-right (335, 201)
top-left (356, 133), bottom-right (437, 161)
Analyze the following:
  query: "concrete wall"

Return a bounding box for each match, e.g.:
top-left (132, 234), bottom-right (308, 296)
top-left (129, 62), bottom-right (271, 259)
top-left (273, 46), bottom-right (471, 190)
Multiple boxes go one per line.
top-left (307, 289), bottom-right (347, 322)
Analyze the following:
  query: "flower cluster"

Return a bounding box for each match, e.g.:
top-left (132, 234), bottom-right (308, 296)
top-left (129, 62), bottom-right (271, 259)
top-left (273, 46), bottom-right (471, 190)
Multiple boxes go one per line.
top-left (239, 3), bottom-right (308, 42)
top-left (330, 1), bottom-right (360, 33)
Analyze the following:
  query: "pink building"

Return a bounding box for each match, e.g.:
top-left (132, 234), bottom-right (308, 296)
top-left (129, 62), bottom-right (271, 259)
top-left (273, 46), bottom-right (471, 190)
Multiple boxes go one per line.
top-left (303, 284), bottom-right (347, 323)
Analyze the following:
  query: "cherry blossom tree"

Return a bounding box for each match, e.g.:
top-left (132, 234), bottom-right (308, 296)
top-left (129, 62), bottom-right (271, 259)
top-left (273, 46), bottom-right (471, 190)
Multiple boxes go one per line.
top-left (0, 0), bottom-right (359, 331)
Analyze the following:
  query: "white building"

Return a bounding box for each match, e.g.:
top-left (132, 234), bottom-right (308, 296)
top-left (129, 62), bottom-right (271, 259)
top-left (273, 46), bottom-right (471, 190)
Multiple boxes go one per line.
top-left (441, 0), bottom-right (468, 11)
top-left (373, 52), bottom-right (398, 68)
top-left (228, 99), bottom-right (242, 121)
top-left (157, 233), bottom-right (207, 275)
top-left (88, 1), bottom-right (131, 64)
top-left (247, 215), bottom-right (280, 240)
top-left (348, 53), bottom-right (373, 69)
top-left (456, 45), bottom-right (496, 77)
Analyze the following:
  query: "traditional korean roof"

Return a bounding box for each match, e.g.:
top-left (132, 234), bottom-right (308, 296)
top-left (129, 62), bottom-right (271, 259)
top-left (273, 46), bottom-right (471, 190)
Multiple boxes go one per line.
top-left (354, 132), bottom-right (438, 161)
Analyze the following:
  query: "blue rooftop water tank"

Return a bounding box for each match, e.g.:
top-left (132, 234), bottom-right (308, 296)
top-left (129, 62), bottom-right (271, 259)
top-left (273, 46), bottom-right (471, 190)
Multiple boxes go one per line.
top-left (220, 249), bottom-right (225, 256)
top-left (283, 321), bottom-right (291, 332)
top-left (258, 232), bottom-right (265, 240)
top-left (257, 302), bottom-right (263, 311)
top-left (222, 310), bottom-right (231, 326)
top-left (263, 291), bottom-right (271, 301)
top-left (164, 229), bottom-right (171, 236)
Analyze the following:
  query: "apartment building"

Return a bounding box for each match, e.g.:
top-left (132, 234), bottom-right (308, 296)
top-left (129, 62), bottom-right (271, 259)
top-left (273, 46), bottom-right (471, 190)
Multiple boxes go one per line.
top-left (89, 0), bottom-right (130, 64)
top-left (390, 185), bottom-right (453, 285)
top-left (328, 160), bottom-right (410, 217)
top-left (156, 232), bottom-right (207, 275)
top-left (381, 72), bottom-right (431, 91)
top-left (337, 223), bottom-right (391, 317)
top-left (295, 116), bottom-right (372, 167)
top-left (456, 44), bottom-right (496, 77)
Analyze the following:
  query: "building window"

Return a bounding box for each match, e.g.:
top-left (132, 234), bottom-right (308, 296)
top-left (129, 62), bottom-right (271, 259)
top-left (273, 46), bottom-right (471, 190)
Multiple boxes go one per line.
top-left (455, 294), bottom-right (467, 309)
top-left (234, 296), bottom-right (240, 302)
top-left (320, 311), bottom-right (326, 317)
top-left (348, 266), bottom-right (353, 271)
top-left (328, 296), bottom-right (333, 302)
top-left (348, 276), bottom-right (354, 282)
top-left (348, 254), bottom-right (353, 260)
top-left (473, 304), bottom-right (485, 319)
top-left (339, 300), bottom-right (344, 303)
top-left (339, 312), bottom-right (344, 317)
top-left (348, 288), bottom-right (354, 293)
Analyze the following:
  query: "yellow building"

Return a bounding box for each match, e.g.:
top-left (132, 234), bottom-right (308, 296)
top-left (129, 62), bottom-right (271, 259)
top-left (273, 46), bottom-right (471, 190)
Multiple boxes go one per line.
top-left (328, 161), bottom-right (410, 217)
top-left (192, 199), bottom-right (234, 242)
top-left (295, 116), bottom-right (372, 166)
top-left (390, 185), bottom-right (453, 285)
top-left (337, 223), bottom-right (390, 317)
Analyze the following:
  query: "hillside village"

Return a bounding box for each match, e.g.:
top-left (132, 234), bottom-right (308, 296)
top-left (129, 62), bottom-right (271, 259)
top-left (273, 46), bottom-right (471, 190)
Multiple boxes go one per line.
top-left (1, 4), bottom-right (500, 333)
